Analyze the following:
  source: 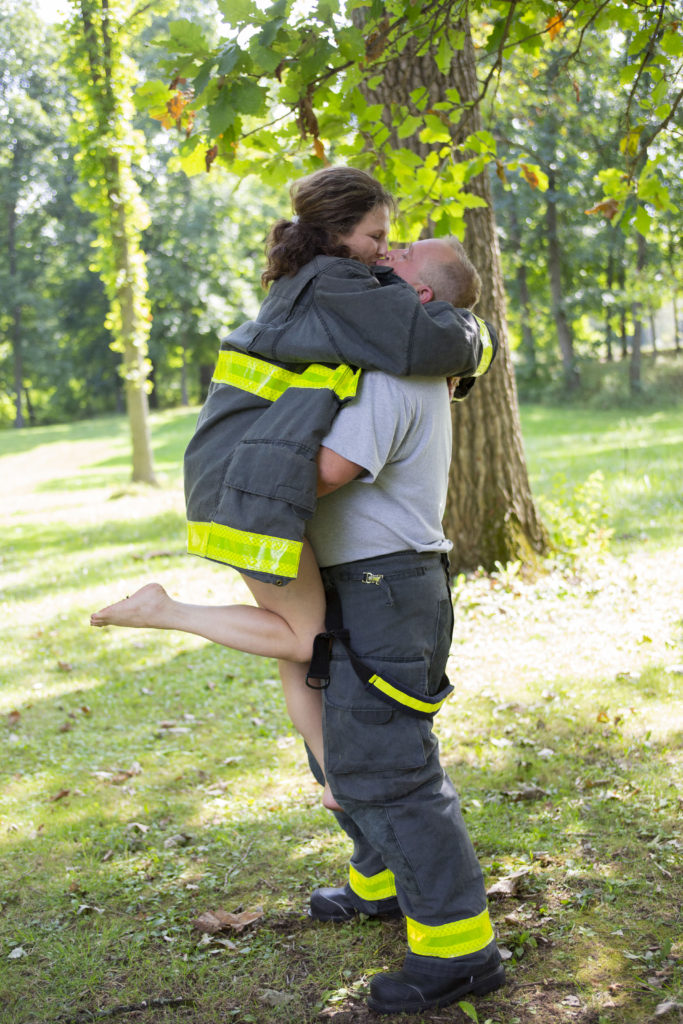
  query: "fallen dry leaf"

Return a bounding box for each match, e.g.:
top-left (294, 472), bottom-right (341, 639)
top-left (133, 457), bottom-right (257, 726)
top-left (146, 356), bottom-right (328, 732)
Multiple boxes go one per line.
top-left (7, 710), bottom-right (21, 725)
top-left (193, 907), bottom-right (264, 935)
top-left (655, 1001), bottom-right (683, 1017)
top-left (50, 789), bottom-right (71, 802)
top-left (487, 867), bottom-right (531, 898)
top-left (502, 784), bottom-right (549, 802)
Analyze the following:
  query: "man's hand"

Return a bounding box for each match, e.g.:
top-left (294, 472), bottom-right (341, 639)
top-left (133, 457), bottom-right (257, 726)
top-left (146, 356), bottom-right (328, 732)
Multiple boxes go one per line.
top-left (317, 446), bottom-right (364, 496)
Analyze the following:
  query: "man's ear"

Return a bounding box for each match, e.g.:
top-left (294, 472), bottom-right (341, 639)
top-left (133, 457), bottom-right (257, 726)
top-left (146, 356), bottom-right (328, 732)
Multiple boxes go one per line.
top-left (417, 283), bottom-right (434, 304)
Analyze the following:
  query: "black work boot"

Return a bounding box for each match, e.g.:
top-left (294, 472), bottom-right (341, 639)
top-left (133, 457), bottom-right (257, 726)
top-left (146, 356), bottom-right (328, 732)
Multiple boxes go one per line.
top-left (367, 953), bottom-right (505, 1014)
top-left (309, 885), bottom-right (402, 923)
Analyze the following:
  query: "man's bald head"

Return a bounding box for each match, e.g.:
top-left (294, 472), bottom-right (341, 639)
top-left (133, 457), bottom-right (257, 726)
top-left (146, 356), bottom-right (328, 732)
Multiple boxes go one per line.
top-left (381, 238), bottom-right (481, 309)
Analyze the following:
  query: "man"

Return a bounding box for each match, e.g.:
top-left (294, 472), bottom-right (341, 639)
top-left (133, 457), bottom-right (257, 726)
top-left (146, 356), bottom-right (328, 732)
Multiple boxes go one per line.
top-left (302, 238), bottom-right (505, 1015)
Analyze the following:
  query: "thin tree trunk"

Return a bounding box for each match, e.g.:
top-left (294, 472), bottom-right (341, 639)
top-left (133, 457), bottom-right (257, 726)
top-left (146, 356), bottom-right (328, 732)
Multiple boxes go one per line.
top-left (617, 264), bottom-right (628, 359)
top-left (546, 168), bottom-right (579, 391)
top-left (509, 200), bottom-right (537, 374)
top-left (356, 15), bottom-right (547, 569)
top-left (630, 232), bottom-right (646, 395)
top-left (181, 344), bottom-right (189, 406)
top-left (8, 145), bottom-right (24, 428)
top-left (673, 290), bottom-right (680, 353)
top-left (109, 164), bottom-right (157, 483)
top-left (605, 245), bottom-right (615, 362)
top-left (649, 310), bottom-right (657, 359)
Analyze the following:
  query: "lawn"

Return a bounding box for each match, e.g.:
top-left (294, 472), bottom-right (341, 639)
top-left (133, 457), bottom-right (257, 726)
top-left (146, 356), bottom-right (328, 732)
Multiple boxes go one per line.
top-left (1, 403), bottom-right (681, 1024)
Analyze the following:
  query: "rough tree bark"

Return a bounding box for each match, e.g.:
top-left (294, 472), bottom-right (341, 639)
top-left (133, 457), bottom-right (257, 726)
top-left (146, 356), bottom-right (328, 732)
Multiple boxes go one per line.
top-left (356, 14), bottom-right (547, 570)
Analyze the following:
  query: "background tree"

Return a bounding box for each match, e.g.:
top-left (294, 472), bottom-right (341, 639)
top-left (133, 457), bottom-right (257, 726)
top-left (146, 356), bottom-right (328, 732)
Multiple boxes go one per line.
top-left (64, 0), bottom-right (160, 483)
top-left (0, 2), bottom-right (69, 427)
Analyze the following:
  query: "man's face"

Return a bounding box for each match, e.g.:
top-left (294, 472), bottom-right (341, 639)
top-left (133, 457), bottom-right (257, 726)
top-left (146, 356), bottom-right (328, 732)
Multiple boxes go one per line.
top-left (380, 238), bottom-right (450, 288)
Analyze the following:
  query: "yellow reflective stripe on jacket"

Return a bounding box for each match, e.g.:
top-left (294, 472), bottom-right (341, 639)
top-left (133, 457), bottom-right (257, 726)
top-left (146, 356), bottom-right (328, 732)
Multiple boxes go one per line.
top-left (187, 520), bottom-right (301, 578)
top-left (213, 350), bottom-right (361, 403)
top-left (349, 864), bottom-right (397, 902)
top-left (472, 316), bottom-right (494, 376)
top-left (368, 674), bottom-right (450, 715)
top-left (406, 908), bottom-right (494, 959)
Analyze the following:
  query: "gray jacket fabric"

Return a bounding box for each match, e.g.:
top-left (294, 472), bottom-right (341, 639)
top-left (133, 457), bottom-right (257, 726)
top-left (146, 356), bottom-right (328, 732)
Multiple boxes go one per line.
top-left (184, 255), bottom-right (498, 585)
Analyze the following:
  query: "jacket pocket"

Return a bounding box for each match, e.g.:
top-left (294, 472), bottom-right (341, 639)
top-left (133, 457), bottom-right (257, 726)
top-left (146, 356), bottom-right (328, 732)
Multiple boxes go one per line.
top-left (227, 440), bottom-right (318, 517)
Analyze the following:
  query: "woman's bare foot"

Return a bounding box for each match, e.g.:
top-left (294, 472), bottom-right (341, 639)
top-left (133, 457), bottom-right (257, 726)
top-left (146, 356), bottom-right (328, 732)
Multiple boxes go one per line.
top-left (322, 782), bottom-right (343, 813)
top-left (90, 582), bottom-right (171, 628)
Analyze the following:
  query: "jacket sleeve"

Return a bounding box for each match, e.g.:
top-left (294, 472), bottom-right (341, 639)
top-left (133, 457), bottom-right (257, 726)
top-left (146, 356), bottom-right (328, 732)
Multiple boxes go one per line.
top-left (248, 261), bottom-right (492, 378)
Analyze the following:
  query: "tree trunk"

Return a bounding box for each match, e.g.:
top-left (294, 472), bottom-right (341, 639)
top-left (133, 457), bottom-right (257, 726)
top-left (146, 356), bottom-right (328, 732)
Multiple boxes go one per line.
top-left (8, 145), bottom-right (24, 428)
top-left (357, 16), bottom-right (547, 570)
top-left (673, 290), bottom-right (680, 353)
top-left (630, 233), bottom-right (646, 395)
top-left (107, 154), bottom-right (157, 484)
top-left (546, 168), bottom-right (579, 391)
top-left (181, 344), bottom-right (189, 406)
top-left (605, 244), bottom-right (616, 362)
top-left (617, 264), bottom-right (628, 359)
top-left (509, 200), bottom-right (537, 374)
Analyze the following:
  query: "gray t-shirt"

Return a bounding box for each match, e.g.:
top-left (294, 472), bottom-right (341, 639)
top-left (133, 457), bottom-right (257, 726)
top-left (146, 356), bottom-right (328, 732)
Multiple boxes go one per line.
top-left (307, 371), bottom-right (453, 567)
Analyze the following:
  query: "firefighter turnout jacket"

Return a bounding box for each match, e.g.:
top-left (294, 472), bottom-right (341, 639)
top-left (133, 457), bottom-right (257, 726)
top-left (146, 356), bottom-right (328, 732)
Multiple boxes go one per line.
top-left (184, 255), bottom-right (497, 586)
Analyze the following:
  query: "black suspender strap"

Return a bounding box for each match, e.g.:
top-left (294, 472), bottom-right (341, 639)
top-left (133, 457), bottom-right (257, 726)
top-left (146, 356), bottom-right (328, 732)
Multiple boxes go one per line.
top-left (306, 586), bottom-right (453, 719)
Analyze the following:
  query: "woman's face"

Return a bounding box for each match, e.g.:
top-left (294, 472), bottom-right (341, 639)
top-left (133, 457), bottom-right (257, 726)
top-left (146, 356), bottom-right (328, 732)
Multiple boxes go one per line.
top-left (337, 205), bottom-right (391, 265)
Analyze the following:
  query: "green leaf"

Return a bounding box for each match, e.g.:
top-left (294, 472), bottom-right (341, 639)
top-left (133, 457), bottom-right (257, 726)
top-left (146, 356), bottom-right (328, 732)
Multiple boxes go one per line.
top-left (457, 1000), bottom-right (479, 1023)
top-left (435, 34), bottom-right (453, 75)
top-left (396, 115), bottom-right (423, 139)
top-left (167, 19), bottom-right (211, 57)
top-left (660, 29), bottom-right (683, 56)
top-left (193, 59), bottom-right (217, 98)
top-left (217, 0), bottom-right (255, 24)
top-left (209, 89), bottom-right (237, 136)
top-left (633, 205), bottom-right (651, 236)
top-left (218, 43), bottom-right (241, 76)
top-left (258, 15), bottom-right (286, 48)
top-left (178, 137), bottom-right (209, 177)
top-left (619, 63), bottom-right (639, 86)
top-left (249, 42), bottom-right (286, 74)
top-left (133, 80), bottom-right (171, 112)
top-left (230, 79), bottom-right (268, 116)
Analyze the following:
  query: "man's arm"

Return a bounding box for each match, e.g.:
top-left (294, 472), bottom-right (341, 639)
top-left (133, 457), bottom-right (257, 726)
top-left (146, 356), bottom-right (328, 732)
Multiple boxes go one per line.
top-left (316, 445), bottom-right (364, 496)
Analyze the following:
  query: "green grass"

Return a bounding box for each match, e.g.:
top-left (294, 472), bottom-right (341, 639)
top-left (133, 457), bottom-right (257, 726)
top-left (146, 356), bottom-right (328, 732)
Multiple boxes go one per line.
top-left (1, 403), bottom-right (682, 1024)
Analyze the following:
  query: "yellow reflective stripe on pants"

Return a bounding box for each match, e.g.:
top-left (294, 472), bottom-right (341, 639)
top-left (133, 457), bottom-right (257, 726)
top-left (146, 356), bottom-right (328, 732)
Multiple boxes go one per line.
top-left (213, 350), bottom-right (361, 402)
top-left (349, 864), bottom-right (397, 902)
top-left (187, 520), bottom-right (302, 578)
top-left (472, 316), bottom-right (494, 376)
top-left (368, 674), bottom-right (450, 715)
top-left (406, 907), bottom-right (494, 959)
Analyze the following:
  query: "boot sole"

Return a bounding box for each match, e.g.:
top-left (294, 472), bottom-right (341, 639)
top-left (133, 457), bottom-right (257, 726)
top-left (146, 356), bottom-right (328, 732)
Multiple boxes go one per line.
top-left (367, 963), bottom-right (506, 1014)
top-left (309, 906), bottom-right (403, 923)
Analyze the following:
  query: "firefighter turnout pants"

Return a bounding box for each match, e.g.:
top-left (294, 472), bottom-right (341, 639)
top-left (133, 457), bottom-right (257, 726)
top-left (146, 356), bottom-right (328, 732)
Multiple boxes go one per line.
top-left (308, 549), bottom-right (499, 976)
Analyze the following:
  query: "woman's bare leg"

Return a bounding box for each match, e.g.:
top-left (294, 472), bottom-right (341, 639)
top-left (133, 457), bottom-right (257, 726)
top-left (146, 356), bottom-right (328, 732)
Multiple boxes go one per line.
top-left (91, 542), bottom-right (320, 663)
top-left (90, 541), bottom-right (340, 809)
top-left (277, 658), bottom-right (340, 812)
